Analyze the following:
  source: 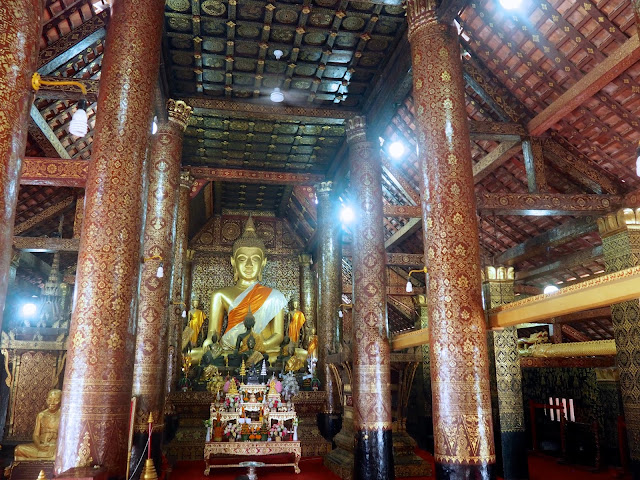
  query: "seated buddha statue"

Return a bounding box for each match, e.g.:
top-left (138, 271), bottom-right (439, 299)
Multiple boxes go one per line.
top-left (14, 389), bottom-right (62, 461)
top-left (202, 217), bottom-right (287, 361)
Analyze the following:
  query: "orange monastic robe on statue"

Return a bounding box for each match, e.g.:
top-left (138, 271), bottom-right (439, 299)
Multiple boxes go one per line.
top-left (288, 310), bottom-right (306, 343)
top-left (220, 282), bottom-right (287, 350)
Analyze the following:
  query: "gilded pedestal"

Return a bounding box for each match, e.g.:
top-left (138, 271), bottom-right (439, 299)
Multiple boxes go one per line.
top-left (315, 181), bottom-right (342, 438)
top-left (55, 0), bottom-right (165, 476)
top-left (0, 0), bottom-right (42, 328)
top-left (407, 4), bottom-right (496, 477)
top-left (130, 101), bottom-right (192, 476)
top-left (346, 116), bottom-right (394, 480)
top-left (598, 208), bottom-right (640, 479)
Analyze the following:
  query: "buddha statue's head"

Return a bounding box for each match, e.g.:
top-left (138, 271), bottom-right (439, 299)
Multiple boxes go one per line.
top-left (192, 299), bottom-right (200, 309)
top-left (46, 389), bottom-right (62, 412)
top-left (231, 217), bottom-right (267, 283)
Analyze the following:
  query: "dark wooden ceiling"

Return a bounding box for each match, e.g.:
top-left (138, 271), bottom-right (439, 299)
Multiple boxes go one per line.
top-left (15, 0), bottom-right (640, 340)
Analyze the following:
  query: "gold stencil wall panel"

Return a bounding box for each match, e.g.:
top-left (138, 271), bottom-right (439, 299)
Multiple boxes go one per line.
top-left (7, 351), bottom-right (61, 441)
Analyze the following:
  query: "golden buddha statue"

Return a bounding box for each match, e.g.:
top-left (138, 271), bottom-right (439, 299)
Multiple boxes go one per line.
top-left (203, 217), bottom-right (287, 359)
top-left (187, 299), bottom-right (206, 346)
top-left (14, 389), bottom-right (62, 461)
top-left (288, 300), bottom-right (306, 345)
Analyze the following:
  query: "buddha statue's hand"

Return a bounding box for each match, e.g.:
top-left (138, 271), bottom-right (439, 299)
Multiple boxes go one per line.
top-left (202, 337), bottom-right (213, 350)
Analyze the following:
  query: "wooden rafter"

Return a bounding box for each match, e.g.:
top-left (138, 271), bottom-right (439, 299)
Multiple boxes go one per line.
top-left (522, 138), bottom-right (548, 193)
top-left (13, 237), bottom-right (80, 252)
top-left (14, 196), bottom-right (75, 236)
top-left (30, 105), bottom-right (70, 159)
top-left (515, 245), bottom-right (603, 283)
top-left (472, 140), bottom-right (521, 182)
top-left (528, 35), bottom-right (640, 136)
top-left (384, 218), bottom-right (421, 249)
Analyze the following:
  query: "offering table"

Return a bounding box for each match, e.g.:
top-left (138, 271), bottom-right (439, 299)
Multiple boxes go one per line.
top-left (203, 440), bottom-right (301, 475)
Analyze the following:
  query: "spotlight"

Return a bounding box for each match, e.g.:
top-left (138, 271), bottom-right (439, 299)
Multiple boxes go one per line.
top-left (181, 310), bottom-right (187, 318)
top-left (543, 285), bottom-right (559, 295)
top-left (405, 281), bottom-right (413, 293)
top-left (270, 88), bottom-right (284, 103)
top-left (339, 205), bottom-right (355, 224)
top-left (499, 0), bottom-right (522, 9)
top-left (157, 263), bottom-right (164, 278)
top-left (338, 309), bottom-right (343, 318)
top-left (21, 302), bottom-right (37, 317)
top-left (388, 141), bottom-right (406, 159)
top-left (273, 49), bottom-right (284, 60)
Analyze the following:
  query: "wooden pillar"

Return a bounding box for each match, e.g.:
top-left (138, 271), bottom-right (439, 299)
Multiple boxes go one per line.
top-left (54, 0), bottom-right (164, 475)
top-left (406, 2), bottom-right (496, 478)
top-left (413, 294), bottom-right (433, 446)
top-left (0, 0), bottom-right (43, 328)
top-left (166, 171), bottom-right (193, 396)
top-left (315, 181), bottom-right (342, 438)
top-left (299, 253), bottom-right (316, 349)
top-left (130, 100), bottom-right (191, 475)
top-left (346, 115), bottom-right (394, 480)
top-left (598, 208), bottom-right (640, 479)
top-left (483, 267), bottom-right (528, 480)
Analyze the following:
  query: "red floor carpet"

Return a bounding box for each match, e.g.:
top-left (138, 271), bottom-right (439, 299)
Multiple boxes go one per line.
top-left (170, 450), bottom-right (630, 480)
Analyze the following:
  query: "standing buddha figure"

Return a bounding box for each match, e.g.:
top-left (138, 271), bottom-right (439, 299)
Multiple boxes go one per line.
top-left (204, 217), bottom-right (286, 360)
top-left (187, 298), bottom-right (206, 347)
top-left (288, 299), bottom-right (306, 345)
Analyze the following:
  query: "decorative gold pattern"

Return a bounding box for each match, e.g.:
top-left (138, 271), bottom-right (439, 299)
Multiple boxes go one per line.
top-left (0, 0), bottom-right (42, 328)
top-left (167, 98), bottom-right (193, 130)
top-left (55, 1), bottom-right (165, 476)
top-left (299, 253), bottom-right (316, 345)
top-left (599, 211), bottom-right (640, 462)
top-left (20, 157), bottom-right (89, 188)
top-left (315, 181), bottom-right (342, 413)
top-left (346, 116), bottom-right (392, 433)
top-left (132, 119), bottom-right (186, 432)
top-left (407, 15), bottom-right (495, 465)
top-left (204, 441), bottom-right (301, 475)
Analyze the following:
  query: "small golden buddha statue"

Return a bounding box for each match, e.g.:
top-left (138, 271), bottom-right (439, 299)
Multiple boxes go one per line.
top-left (288, 300), bottom-right (306, 345)
top-left (14, 389), bottom-right (62, 461)
top-left (187, 299), bottom-right (207, 347)
top-left (204, 217), bottom-right (287, 359)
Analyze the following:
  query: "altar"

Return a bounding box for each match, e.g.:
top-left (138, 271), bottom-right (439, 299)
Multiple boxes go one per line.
top-left (203, 440), bottom-right (301, 475)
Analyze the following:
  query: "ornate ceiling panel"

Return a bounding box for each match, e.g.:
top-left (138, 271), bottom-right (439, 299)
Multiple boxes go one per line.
top-left (163, 0), bottom-right (406, 107)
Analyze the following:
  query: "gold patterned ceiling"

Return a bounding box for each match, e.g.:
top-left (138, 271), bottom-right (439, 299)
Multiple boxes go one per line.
top-left (164, 0), bottom-right (406, 106)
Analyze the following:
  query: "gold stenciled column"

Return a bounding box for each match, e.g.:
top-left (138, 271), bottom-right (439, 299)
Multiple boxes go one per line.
top-left (598, 208), bottom-right (640, 478)
top-left (166, 171), bottom-right (193, 396)
top-left (315, 181), bottom-right (342, 439)
top-left (412, 294), bottom-right (432, 447)
top-left (0, 0), bottom-right (43, 329)
top-left (130, 100), bottom-right (192, 475)
top-left (299, 253), bottom-right (316, 349)
top-left (483, 267), bottom-right (528, 480)
top-left (346, 115), bottom-right (394, 480)
top-left (406, 1), bottom-right (496, 477)
top-left (55, 0), bottom-right (165, 475)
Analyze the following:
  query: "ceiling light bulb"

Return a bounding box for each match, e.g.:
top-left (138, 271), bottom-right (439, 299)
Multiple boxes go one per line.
top-left (499, 0), bottom-right (522, 9)
top-left (181, 310), bottom-right (187, 318)
top-left (405, 281), bottom-right (413, 293)
top-left (339, 205), bottom-right (355, 224)
top-left (338, 310), bottom-right (343, 318)
top-left (274, 49), bottom-right (284, 60)
top-left (152, 120), bottom-right (158, 134)
top-left (389, 141), bottom-right (406, 159)
top-left (543, 285), bottom-right (559, 295)
top-left (22, 302), bottom-right (37, 317)
top-left (156, 263), bottom-right (164, 278)
top-left (69, 100), bottom-right (88, 137)
top-left (270, 88), bottom-right (284, 103)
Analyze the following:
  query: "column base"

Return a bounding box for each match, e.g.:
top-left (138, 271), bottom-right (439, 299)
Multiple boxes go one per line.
top-left (631, 459), bottom-right (640, 480)
top-left (354, 428), bottom-right (394, 480)
top-left (435, 462), bottom-right (495, 480)
top-left (318, 412), bottom-right (342, 443)
top-left (130, 431), bottom-right (163, 479)
top-left (501, 431), bottom-right (528, 480)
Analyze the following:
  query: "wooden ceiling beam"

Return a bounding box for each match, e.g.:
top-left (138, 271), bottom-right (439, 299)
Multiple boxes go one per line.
top-left (468, 120), bottom-right (526, 141)
top-left (277, 185), bottom-right (295, 217)
top-left (21, 157), bottom-right (87, 187)
top-left (495, 217), bottom-right (598, 266)
top-left (187, 166), bottom-right (324, 185)
top-left (476, 192), bottom-right (619, 216)
top-left (515, 245), bottom-right (603, 283)
top-left (560, 324), bottom-right (591, 343)
top-left (13, 237), bottom-right (80, 252)
top-left (522, 138), bottom-right (548, 193)
top-left (34, 78), bottom-right (99, 102)
top-left (30, 105), bottom-right (70, 159)
top-left (14, 196), bottom-right (75, 236)
top-left (38, 10), bottom-right (109, 75)
top-left (384, 218), bottom-right (421, 249)
top-left (528, 35), bottom-right (640, 136)
top-left (184, 99), bottom-right (354, 123)
top-left (472, 140), bottom-right (522, 182)
top-left (552, 307), bottom-right (611, 325)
